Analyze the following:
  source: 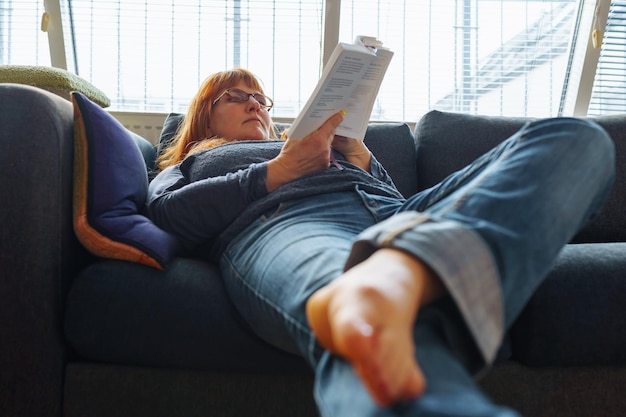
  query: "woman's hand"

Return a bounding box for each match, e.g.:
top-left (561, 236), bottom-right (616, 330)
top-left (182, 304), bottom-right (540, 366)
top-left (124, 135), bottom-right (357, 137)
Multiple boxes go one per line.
top-left (332, 135), bottom-right (372, 172)
top-left (266, 111), bottom-right (344, 192)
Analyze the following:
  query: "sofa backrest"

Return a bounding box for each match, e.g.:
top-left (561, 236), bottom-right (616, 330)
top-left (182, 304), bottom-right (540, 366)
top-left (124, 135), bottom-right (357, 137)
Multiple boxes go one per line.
top-left (363, 122), bottom-right (418, 198)
top-left (414, 110), bottom-right (626, 244)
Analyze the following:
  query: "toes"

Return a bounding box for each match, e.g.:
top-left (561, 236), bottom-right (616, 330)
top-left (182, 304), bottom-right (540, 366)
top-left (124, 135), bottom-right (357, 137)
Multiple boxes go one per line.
top-left (352, 329), bottom-right (426, 406)
top-left (355, 361), bottom-right (394, 406)
top-left (357, 360), bottom-right (426, 406)
top-left (399, 366), bottom-right (427, 401)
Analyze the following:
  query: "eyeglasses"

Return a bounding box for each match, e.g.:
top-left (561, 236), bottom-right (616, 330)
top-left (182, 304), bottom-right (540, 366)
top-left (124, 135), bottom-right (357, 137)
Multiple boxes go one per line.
top-left (212, 88), bottom-right (274, 111)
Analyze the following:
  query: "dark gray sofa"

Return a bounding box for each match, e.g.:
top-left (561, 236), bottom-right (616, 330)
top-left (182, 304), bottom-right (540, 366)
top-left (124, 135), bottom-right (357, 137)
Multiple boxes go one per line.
top-left (2, 82), bottom-right (626, 417)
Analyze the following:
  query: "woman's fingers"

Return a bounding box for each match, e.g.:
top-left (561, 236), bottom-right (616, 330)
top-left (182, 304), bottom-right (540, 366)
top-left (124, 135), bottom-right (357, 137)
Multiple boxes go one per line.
top-left (315, 111), bottom-right (345, 143)
top-left (267, 111), bottom-right (347, 191)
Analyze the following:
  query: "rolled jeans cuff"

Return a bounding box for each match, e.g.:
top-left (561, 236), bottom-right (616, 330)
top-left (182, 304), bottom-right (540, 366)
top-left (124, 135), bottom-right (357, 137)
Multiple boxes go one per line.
top-left (344, 211), bottom-right (503, 365)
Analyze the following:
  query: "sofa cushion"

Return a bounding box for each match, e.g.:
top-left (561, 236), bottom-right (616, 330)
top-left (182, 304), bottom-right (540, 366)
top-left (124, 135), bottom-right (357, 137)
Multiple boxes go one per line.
top-left (578, 114), bottom-right (626, 243)
top-left (72, 92), bottom-right (180, 269)
top-left (158, 113), bottom-right (418, 197)
top-left (65, 257), bottom-right (310, 373)
top-left (414, 110), bottom-right (626, 243)
top-left (511, 242), bottom-right (626, 367)
top-left (413, 110), bottom-right (529, 191)
top-left (155, 112), bottom-right (184, 164)
top-left (363, 122), bottom-right (418, 197)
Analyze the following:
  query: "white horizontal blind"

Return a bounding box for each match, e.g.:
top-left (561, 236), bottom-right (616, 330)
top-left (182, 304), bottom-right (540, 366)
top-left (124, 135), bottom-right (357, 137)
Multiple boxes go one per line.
top-left (59, 0), bottom-right (325, 114)
top-left (340, 0), bottom-right (581, 120)
top-left (0, 0), bottom-right (49, 65)
top-left (588, 0), bottom-right (626, 115)
top-left (58, 0), bottom-right (585, 118)
top-left (2, 0), bottom-right (612, 120)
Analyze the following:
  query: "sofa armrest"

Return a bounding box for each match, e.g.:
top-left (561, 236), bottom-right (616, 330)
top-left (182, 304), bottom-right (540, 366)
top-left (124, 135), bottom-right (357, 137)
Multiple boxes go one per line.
top-left (0, 84), bottom-right (86, 417)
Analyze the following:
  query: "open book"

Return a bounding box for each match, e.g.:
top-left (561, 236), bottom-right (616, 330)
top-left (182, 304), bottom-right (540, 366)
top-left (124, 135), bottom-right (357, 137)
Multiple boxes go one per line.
top-left (287, 36), bottom-right (394, 141)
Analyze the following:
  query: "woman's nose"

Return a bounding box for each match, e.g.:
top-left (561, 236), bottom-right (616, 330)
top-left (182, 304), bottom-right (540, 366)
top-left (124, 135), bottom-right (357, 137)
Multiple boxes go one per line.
top-left (247, 97), bottom-right (262, 110)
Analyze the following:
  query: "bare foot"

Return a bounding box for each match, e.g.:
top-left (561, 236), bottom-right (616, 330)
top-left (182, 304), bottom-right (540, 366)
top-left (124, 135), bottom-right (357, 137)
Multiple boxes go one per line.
top-left (306, 248), bottom-right (445, 406)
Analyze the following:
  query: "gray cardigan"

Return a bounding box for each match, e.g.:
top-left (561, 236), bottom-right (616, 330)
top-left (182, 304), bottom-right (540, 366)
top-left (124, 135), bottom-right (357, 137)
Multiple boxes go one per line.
top-left (147, 139), bottom-right (402, 257)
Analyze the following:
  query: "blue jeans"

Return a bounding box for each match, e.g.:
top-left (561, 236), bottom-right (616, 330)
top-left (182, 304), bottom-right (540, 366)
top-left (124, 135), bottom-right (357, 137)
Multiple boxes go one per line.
top-left (220, 118), bottom-right (615, 416)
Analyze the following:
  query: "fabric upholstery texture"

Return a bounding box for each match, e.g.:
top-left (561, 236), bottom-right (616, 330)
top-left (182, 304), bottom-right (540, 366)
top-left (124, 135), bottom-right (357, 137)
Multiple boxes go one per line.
top-left (64, 363), bottom-right (318, 417)
top-left (156, 112), bottom-right (184, 160)
top-left (0, 83), bottom-right (76, 417)
top-left (413, 110), bottom-right (626, 243)
top-left (64, 257), bottom-right (309, 373)
top-left (511, 242), bottom-right (626, 366)
top-left (71, 92), bottom-right (179, 269)
top-left (0, 65), bottom-right (111, 107)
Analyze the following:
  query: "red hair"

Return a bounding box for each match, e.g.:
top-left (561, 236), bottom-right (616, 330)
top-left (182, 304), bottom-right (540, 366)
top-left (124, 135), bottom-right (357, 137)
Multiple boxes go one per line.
top-left (157, 68), bottom-right (277, 170)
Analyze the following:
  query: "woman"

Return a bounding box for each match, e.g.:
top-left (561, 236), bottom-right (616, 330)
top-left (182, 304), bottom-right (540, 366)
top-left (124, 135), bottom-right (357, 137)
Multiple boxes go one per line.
top-left (147, 68), bottom-right (615, 416)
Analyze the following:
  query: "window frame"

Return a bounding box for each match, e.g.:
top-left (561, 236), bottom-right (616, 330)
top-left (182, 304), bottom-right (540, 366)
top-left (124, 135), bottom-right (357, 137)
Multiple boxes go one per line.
top-left (41, 0), bottom-right (614, 119)
top-left (43, 0), bottom-right (67, 69)
top-left (564, 0), bottom-right (612, 116)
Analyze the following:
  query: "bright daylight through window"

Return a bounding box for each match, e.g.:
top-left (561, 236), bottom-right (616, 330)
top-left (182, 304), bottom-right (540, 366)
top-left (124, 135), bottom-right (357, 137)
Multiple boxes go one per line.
top-left (1, 0), bottom-right (624, 119)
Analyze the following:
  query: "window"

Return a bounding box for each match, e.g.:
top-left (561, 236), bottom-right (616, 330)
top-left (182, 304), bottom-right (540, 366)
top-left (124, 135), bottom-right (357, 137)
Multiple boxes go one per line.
top-left (0, 0), bottom-right (49, 65)
top-left (57, 0), bottom-right (326, 115)
top-left (588, 0), bottom-right (626, 115)
top-left (340, 0), bottom-right (580, 119)
top-left (1, 0), bottom-right (623, 119)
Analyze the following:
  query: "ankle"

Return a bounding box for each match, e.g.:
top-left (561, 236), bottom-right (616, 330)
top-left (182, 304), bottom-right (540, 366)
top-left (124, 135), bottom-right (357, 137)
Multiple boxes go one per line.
top-left (370, 249), bottom-right (446, 307)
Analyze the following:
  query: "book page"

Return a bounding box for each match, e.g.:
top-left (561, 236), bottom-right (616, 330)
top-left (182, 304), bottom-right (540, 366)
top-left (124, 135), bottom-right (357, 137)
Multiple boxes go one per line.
top-left (339, 48), bottom-right (393, 139)
top-left (288, 39), bottom-right (393, 141)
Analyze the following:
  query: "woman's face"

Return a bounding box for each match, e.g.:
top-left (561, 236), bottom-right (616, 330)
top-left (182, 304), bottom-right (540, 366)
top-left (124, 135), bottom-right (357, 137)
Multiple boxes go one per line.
top-left (209, 81), bottom-right (272, 141)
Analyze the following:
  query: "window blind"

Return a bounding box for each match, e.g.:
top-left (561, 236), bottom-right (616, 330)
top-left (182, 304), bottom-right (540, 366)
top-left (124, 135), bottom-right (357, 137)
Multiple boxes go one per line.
top-left (0, 0), bottom-right (49, 65)
top-left (59, 0), bottom-right (324, 113)
top-left (341, 0), bottom-right (579, 120)
top-left (2, 0), bottom-right (610, 120)
top-left (588, 0), bottom-right (626, 115)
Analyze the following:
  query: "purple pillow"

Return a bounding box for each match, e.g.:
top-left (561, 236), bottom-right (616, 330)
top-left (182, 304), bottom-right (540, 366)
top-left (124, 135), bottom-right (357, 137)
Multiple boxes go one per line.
top-left (72, 92), bottom-right (179, 269)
